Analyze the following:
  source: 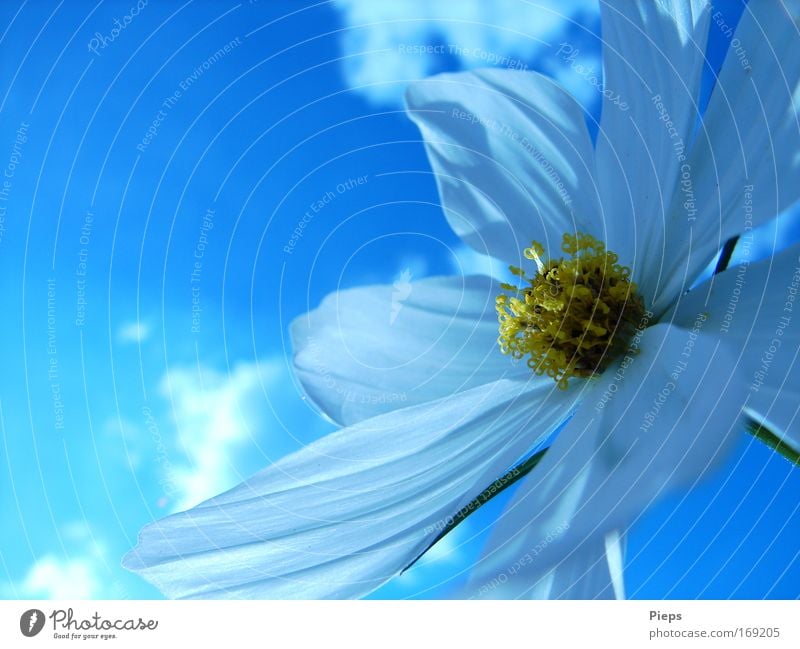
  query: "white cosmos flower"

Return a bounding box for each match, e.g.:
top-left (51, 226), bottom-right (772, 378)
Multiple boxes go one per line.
top-left (124, 0), bottom-right (800, 599)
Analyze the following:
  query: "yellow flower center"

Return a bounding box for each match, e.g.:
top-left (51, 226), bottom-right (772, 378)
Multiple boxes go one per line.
top-left (496, 232), bottom-right (645, 389)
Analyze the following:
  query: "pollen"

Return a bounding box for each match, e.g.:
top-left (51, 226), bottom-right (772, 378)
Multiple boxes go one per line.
top-left (496, 232), bottom-right (645, 389)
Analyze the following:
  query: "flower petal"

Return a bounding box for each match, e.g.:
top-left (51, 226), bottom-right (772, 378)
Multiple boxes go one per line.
top-left (291, 274), bottom-right (530, 426)
top-left (669, 242), bottom-right (800, 452)
top-left (595, 0), bottom-right (711, 306)
top-left (405, 68), bottom-right (601, 264)
top-left (467, 323), bottom-right (747, 596)
top-left (657, 0), bottom-right (800, 313)
top-left (123, 379), bottom-right (580, 599)
top-left (469, 532), bottom-right (623, 600)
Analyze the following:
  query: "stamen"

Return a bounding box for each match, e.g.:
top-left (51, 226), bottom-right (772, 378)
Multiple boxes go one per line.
top-left (496, 232), bottom-right (645, 389)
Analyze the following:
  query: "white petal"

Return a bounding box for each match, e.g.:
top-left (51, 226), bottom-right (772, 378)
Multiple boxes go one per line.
top-left (123, 379), bottom-right (581, 599)
top-left (657, 0), bottom-right (800, 313)
top-left (595, 0), bottom-right (711, 305)
top-left (291, 275), bottom-right (530, 426)
top-left (405, 68), bottom-right (601, 264)
top-left (669, 242), bottom-right (800, 452)
top-left (468, 323), bottom-right (747, 596)
top-left (605, 529), bottom-right (627, 600)
top-left (469, 533), bottom-right (623, 600)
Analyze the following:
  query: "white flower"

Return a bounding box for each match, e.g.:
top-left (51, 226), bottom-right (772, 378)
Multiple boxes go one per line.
top-left (123, 0), bottom-right (800, 599)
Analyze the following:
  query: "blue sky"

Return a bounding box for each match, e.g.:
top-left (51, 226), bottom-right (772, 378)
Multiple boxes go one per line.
top-left (0, 0), bottom-right (798, 600)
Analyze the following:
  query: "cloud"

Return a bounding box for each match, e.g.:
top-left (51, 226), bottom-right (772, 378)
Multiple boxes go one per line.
top-left (332, 0), bottom-right (598, 105)
top-left (11, 555), bottom-right (107, 599)
top-left (59, 521), bottom-right (96, 544)
top-left (0, 524), bottom-right (132, 600)
top-left (117, 321), bottom-right (151, 343)
top-left (159, 359), bottom-right (285, 510)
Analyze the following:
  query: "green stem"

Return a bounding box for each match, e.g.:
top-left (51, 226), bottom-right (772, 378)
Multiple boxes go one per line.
top-left (402, 447), bottom-right (548, 574)
top-left (746, 420), bottom-right (800, 467)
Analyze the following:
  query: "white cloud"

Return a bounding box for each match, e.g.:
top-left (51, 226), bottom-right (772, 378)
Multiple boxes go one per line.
top-left (160, 359), bottom-right (284, 510)
top-left (59, 521), bottom-right (95, 544)
top-left (13, 555), bottom-right (106, 599)
top-left (333, 0), bottom-right (598, 105)
top-left (1, 524), bottom-right (119, 599)
top-left (117, 321), bottom-right (151, 343)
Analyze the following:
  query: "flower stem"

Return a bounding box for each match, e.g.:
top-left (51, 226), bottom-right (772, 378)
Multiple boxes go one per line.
top-left (401, 447), bottom-right (548, 574)
top-left (746, 420), bottom-right (800, 466)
